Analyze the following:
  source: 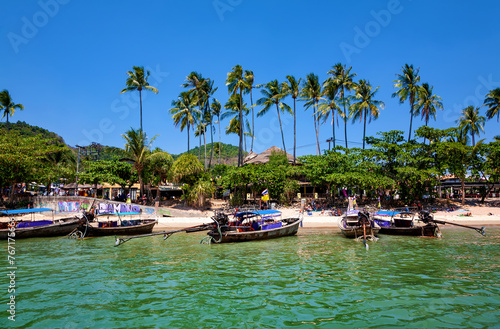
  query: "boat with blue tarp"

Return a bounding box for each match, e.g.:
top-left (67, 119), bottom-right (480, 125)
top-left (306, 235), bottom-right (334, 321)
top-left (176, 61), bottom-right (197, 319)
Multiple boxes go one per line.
top-left (372, 210), bottom-right (440, 237)
top-left (0, 208), bottom-right (82, 239)
top-left (206, 208), bottom-right (303, 243)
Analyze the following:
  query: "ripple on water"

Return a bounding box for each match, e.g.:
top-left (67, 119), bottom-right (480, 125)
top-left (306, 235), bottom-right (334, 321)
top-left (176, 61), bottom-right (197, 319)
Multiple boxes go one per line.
top-left (1, 228), bottom-right (499, 328)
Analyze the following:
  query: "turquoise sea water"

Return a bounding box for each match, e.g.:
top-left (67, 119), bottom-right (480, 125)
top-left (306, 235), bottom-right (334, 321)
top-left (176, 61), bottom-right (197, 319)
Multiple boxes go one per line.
top-left (2, 227), bottom-right (499, 328)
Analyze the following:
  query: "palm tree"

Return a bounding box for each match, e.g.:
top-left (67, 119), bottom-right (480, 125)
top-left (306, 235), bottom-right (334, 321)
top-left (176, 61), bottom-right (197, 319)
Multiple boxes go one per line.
top-left (120, 66), bottom-right (159, 132)
top-left (202, 79), bottom-right (218, 169)
top-left (222, 93), bottom-right (249, 146)
top-left (283, 75), bottom-right (301, 163)
top-left (318, 78), bottom-right (342, 149)
top-left (484, 88), bottom-right (500, 123)
top-left (328, 63), bottom-right (357, 148)
top-left (392, 64), bottom-right (421, 142)
top-left (256, 80), bottom-right (291, 154)
top-left (244, 70), bottom-right (257, 152)
top-left (122, 128), bottom-right (157, 199)
top-left (349, 80), bottom-right (385, 149)
top-left (0, 90), bottom-right (25, 130)
top-left (415, 83), bottom-right (443, 126)
top-left (457, 106), bottom-right (485, 146)
top-left (169, 91), bottom-right (199, 152)
top-left (299, 73), bottom-right (322, 154)
top-left (210, 99), bottom-right (222, 165)
top-left (226, 65), bottom-right (248, 166)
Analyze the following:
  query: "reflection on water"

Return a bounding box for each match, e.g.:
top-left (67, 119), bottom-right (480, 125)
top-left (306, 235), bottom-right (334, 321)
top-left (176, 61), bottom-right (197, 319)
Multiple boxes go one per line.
top-left (1, 227), bottom-right (498, 328)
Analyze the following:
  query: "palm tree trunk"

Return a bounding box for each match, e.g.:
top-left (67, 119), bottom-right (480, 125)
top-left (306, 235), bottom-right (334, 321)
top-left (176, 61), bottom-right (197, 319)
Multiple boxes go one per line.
top-left (139, 89), bottom-right (143, 132)
top-left (408, 99), bottom-right (414, 142)
top-left (331, 109), bottom-right (336, 149)
top-left (343, 90), bottom-right (348, 149)
top-left (363, 110), bottom-right (367, 150)
top-left (313, 105), bottom-right (319, 155)
top-left (250, 89), bottom-right (254, 152)
top-left (238, 90), bottom-right (243, 166)
top-left (276, 103), bottom-right (286, 154)
top-left (293, 97), bottom-right (296, 164)
top-left (203, 129), bottom-right (207, 171)
top-left (187, 125), bottom-right (190, 152)
top-left (471, 132), bottom-right (475, 146)
top-left (218, 115), bottom-right (221, 165)
top-left (209, 121), bottom-right (214, 168)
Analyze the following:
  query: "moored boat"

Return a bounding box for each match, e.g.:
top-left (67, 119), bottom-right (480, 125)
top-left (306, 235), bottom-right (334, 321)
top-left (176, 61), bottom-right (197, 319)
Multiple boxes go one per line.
top-left (373, 210), bottom-right (440, 237)
top-left (0, 208), bottom-right (82, 240)
top-left (338, 210), bottom-right (380, 239)
top-left (206, 209), bottom-right (303, 243)
top-left (78, 212), bottom-right (157, 237)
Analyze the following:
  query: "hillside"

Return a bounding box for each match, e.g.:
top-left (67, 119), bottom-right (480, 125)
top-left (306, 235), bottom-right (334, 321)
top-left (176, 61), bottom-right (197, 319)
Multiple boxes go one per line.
top-left (1, 121), bottom-right (242, 164)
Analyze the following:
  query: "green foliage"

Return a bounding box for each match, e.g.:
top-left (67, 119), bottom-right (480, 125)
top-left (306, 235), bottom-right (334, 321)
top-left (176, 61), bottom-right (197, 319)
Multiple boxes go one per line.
top-left (0, 132), bottom-right (66, 193)
top-left (0, 121), bottom-right (64, 143)
top-left (78, 159), bottom-right (136, 187)
top-left (171, 154), bottom-right (204, 186)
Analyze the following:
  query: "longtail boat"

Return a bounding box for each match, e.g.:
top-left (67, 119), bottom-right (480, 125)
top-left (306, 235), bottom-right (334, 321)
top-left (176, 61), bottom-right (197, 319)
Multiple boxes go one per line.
top-left (114, 209), bottom-right (302, 246)
top-left (0, 208), bottom-right (82, 240)
top-left (338, 210), bottom-right (380, 239)
top-left (373, 210), bottom-right (440, 237)
top-left (206, 209), bottom-right (303, 243)
top-left (78, 212), bottom-right (157, 238)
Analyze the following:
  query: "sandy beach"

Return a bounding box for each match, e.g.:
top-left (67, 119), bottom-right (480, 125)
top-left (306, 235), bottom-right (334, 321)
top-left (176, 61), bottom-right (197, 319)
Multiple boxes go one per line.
top-left (154, 199), bottom-right (500, 230)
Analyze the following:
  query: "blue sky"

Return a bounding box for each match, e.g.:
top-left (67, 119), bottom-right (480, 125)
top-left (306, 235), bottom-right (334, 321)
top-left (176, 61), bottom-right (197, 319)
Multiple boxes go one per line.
top-left (1, 0), bottom-right (499, 156)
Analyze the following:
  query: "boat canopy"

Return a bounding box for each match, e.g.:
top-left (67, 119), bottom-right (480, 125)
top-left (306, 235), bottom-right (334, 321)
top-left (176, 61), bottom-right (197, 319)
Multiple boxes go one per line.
top-left (373, 211), bottom-right (401, 217)
top-left (234, 209), bottom-right (281, 219)
top-left (97, 212), bottom-right (142, 216)
top-left (0, 208), bottom-right (54, 215)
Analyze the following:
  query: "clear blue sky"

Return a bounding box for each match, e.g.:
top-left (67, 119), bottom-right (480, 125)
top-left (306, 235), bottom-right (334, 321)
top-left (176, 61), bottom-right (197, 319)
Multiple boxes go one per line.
top-left (1, 0), bottom-right (499, 156)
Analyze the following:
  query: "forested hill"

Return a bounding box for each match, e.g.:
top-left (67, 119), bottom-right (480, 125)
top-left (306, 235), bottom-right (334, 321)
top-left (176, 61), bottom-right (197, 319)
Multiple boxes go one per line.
top-left (1, 121), bottom-right (242, 163)
top-left (0, 121), bottom-right (65, 143)
top-left (174, 143), bottom-right (245, 165)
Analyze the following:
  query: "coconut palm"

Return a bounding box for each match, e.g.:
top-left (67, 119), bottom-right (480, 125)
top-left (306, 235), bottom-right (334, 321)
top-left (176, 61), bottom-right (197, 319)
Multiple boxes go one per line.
top-left (392, 64), bottom-right (421, 142)
top-left (0, 90), bottom-right (25, 130)
top-left (299, 73), bottom-right (322, 154)
top-left (457, 106), bottom-right (486, 146)
top-left (244, 70), bottom-right (257, 152)
top-left (169, 91), bottom-right (199, 152)
top-left (226, 65), bottom-right (248, 166)
top-left (222, 93), bottom-right (249, 142)
top-left (484, 88), bottom-right (500, 123)
top-left (328, 63), bottom-right (357, 148)
top-left (349, 80), bottom-right (385, 149)
top-left (122, 128), bottom-right (157, 199)
top-left (256, 80), bottom-right (291, 154)
top-left (318, 78), bottom-right (342, 149)
top-left (210, 99), bottom-right (222, 165)
top-left (201, 79), bottom-right (218, 169)
top-left (283, 75), bottom-right (302, 163)
top-left (415, 83), bottom-right (443, 126)
top-left (120, 66), bottom-right (159, 132)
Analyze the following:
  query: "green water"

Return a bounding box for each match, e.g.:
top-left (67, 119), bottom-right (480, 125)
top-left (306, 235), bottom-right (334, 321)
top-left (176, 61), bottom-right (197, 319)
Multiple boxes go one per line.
top-left (2, 228), bottom-right (499, 328)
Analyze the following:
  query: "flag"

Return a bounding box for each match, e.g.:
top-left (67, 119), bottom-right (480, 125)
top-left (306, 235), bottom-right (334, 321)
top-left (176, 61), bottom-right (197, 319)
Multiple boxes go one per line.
top-left (261, 189), bottom-right (269, 201)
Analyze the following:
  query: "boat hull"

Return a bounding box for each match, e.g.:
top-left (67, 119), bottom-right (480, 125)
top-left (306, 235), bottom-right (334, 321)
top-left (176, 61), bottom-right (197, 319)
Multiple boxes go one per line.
top-left (338, 217), bottom-right (380, 238)
top-left (83, 220), bottom-right (157, 237)
top-left (0, 217), bottom-right (82, 240)
top-left (378, 224), bottom-right (439, 237)
top-left (207, 217), bottom-right (302, 243)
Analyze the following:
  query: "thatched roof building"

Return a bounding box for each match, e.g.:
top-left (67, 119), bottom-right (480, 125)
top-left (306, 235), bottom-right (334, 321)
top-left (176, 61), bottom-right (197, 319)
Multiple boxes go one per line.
top-left (243, 146), bottom-right (296, 165)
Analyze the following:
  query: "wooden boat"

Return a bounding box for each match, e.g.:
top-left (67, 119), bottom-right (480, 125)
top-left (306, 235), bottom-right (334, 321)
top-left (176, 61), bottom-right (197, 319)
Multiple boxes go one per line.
top-left (373, 210), bottom-right (440, 237)
top-left (0, 208), bottom-right (82, 240)
top-left (79, 212), bottom-right (157, 237)
top-left (206, 209), bottom-right (303, 243)
top-left (338, 210), bottom-right (380, 239)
